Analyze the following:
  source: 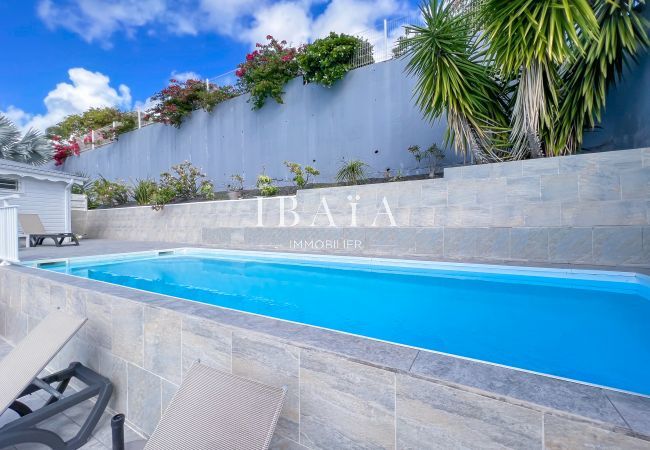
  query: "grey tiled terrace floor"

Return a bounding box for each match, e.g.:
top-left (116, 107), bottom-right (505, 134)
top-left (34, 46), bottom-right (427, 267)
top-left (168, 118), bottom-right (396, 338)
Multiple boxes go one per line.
top-left (0, 339), bottom-right (144, 450)
top-left (18, 238), bottom-right (196, 261)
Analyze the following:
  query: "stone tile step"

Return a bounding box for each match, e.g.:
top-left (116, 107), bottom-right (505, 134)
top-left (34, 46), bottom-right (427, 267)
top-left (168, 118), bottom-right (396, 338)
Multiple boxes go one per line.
top-left (443, 147), bottom-right (648, 181)
top-left (296, 161), bottom-right (650, 212)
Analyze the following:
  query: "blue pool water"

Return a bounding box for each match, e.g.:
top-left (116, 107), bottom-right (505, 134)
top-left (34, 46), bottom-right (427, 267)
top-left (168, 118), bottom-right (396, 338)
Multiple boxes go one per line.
top-left (39, 251), bottom-right (650, 395)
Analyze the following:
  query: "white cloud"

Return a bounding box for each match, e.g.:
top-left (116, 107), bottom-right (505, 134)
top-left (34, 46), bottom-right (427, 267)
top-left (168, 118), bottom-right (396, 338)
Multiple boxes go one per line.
top-left (242, 2), bottom-right (313, 48)
top-left (3, 68), bottom-right (132, 133)
top-left (37, 0), bottom-right (413, 49)
top-left (170, 71), bottom-right (203, 82)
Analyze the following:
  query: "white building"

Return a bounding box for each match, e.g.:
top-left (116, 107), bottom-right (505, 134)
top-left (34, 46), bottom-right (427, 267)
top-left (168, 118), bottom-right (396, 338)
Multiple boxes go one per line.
top-left (0, 159), bottom-right (85, 237)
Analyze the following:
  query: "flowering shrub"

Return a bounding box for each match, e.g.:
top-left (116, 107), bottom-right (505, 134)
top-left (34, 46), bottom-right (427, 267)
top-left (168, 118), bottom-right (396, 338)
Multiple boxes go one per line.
top-left (160, 161), bottom-right (215, 200)
top-left (145, 79), bottom-right (239, 127)
top-left (236, 36), bottom-right (301, 110)
top-left (297, 33), bottom-right (362, 87)
top-left (51, 136), bottom-right (80, 166)
top-left (87, 177), bottom-right (130, 208)
top-left (49, 107), bottom-right (137, 165)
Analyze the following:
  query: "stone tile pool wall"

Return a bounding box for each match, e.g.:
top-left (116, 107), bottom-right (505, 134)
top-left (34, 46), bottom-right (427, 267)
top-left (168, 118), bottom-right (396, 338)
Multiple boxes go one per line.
top-left (1, 265), bottom-right (649, 449)
top-left (74, 148), bottom-right (650, 267)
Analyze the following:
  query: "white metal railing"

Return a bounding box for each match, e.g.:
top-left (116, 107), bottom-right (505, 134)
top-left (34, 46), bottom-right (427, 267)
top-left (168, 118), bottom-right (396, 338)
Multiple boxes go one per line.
top-left (0, 195), bottom-right (20, 264)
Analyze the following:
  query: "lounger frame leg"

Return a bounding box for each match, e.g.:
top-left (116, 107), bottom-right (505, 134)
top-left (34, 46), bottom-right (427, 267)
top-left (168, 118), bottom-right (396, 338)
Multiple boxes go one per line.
top-left (0, 362), bottom-right (113, 450)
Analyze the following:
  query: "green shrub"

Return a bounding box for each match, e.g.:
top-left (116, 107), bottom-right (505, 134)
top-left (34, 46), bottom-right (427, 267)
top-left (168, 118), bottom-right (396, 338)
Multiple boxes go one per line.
top-left (336, 159), bottom-right (368, 185)
top-left (284, 161), bottom-right (319, 189)
top-left (47, 107), bottom-right (136, 140)
top-left (408, 143), bottom-right (445, 177)
top-left (160, 161), bottom-right (215, 201)
top-left (297, 33), bottom-right (362, 87)
top-left (227, 174), bottom-right (244, 192)
top-left (256, 174), bottom-right (279, 197)
top-left (88, 177), bottom-right (130, 208)
top-left (236, 36), bottom-right (301, 110)
top-left (151, 186), bottom-right (177, 211)
top-left (132, 179), bottom-right (158, 205)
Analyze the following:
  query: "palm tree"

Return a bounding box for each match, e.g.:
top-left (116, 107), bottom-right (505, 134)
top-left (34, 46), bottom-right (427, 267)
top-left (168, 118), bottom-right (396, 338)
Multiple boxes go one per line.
top-left (0, 114), bottom-right (52, 165)
top-left (404, 0), bottom-right (649, 162)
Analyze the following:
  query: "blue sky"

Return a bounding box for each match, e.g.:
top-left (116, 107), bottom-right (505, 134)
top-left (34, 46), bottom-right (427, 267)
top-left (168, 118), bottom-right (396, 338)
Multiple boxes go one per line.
top-left (1, 0), bottom-right (415, 133)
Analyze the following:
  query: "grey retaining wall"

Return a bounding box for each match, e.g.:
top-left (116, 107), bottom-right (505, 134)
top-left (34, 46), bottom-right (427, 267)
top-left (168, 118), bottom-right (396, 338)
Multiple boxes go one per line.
top-left (2, 264), bottom-right (649, 449)
top-left (59, 58), bottom-right (455, 188)
top-left (75, 148), bottom-right (650, 267)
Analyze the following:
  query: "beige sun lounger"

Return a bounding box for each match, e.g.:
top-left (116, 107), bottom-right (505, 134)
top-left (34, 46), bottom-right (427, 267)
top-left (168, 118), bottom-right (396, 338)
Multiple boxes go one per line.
top-left (18, 213), bottom-right (79, 247)
top-left (112, 362), bottom-right (287, 450)
top-left (0, 311), bottom-right (113, 449)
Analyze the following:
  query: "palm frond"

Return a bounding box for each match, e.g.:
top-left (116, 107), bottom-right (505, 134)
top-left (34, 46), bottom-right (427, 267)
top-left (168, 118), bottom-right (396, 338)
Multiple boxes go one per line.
top-left (482, 0), bottom-right (599, 158)
top-left (554, 0), bottom-right (649, 155)
top-left (0, 115), bottom-right (53, 165)
top-left (404, 0), bottom-right (511, 162)
top-left (0, 115), bottom-right (21, 153)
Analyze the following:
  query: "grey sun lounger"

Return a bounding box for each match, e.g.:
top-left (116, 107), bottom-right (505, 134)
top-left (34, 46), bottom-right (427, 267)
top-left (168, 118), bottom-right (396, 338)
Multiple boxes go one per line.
top-left (18, 213), bottom-right (79, 247)
top-left (112, 362), bottom-right (286, 450)
top-left (0, 311), bottom-right (113, 449)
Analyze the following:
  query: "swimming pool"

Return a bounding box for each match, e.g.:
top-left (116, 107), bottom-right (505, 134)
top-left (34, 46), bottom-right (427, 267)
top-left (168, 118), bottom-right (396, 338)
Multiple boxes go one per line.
top-left (32, 249), bottom-right (650, 396)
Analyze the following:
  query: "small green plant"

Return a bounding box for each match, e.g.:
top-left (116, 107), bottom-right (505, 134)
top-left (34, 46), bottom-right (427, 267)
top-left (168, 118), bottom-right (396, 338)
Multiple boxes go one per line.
top-left (408, 143), bottom-right (445, 177)
top-left (151, 186), bottom-right (176, 211)
top-left (256, 174), bottom-right (279, 197)
top-left (88, 177), bottom-right (130, 208)
top-left (227, 174), bottom-right (244, 191)
top-left (297, 33), bottom-right (362, 87)
top-left (390, 168), bottom-right (405, 182)
top-left (160, 161), bottom-right (215, 201)
top-left (284, 161), bottom-right (319, 189)
top-left (336, 159), bottom-right (368, 185)
top-left (132, 179), bottom-right (158, 205)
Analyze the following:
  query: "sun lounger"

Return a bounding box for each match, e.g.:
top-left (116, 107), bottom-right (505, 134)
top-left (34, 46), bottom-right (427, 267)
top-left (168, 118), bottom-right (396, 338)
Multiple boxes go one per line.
top-left (18, 213), bottom-right (79, 247)
top-left (112, 362), bottom-right (286, 450)
top-left (0, 311), bottom-right (113, 449)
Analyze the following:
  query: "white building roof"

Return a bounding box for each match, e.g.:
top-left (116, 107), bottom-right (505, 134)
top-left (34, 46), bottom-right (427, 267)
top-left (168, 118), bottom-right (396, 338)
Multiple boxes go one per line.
top-left (0, 159), bottom-right (85, 184)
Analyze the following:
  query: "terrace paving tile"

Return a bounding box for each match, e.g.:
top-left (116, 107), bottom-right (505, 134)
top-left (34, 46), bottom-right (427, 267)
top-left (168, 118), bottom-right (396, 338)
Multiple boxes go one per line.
top-left (111, 300), bottom-right (144, 366)
top-left (98, 349), bottom-right (128, 413)
top-left (232, 330), bottom-right (301, 442)
top-left (126, 362), bottom-right (161, 436)
top-left (396, 373), bottom-right (543, 449)
top-left (181, 314), bottom-right (232, 373)
top-left (161, 378), bottom-right (178, 415)
top-left (143, 306), bottom-right (182, 384)
top-left (299, 348), bottom-right (395, 449)
top-left (606, 391), bottom-right (650, 438)
top-left (409, 350), bottom-right (629, 428)
top-left (544, 414), bottom-right (650, 450)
